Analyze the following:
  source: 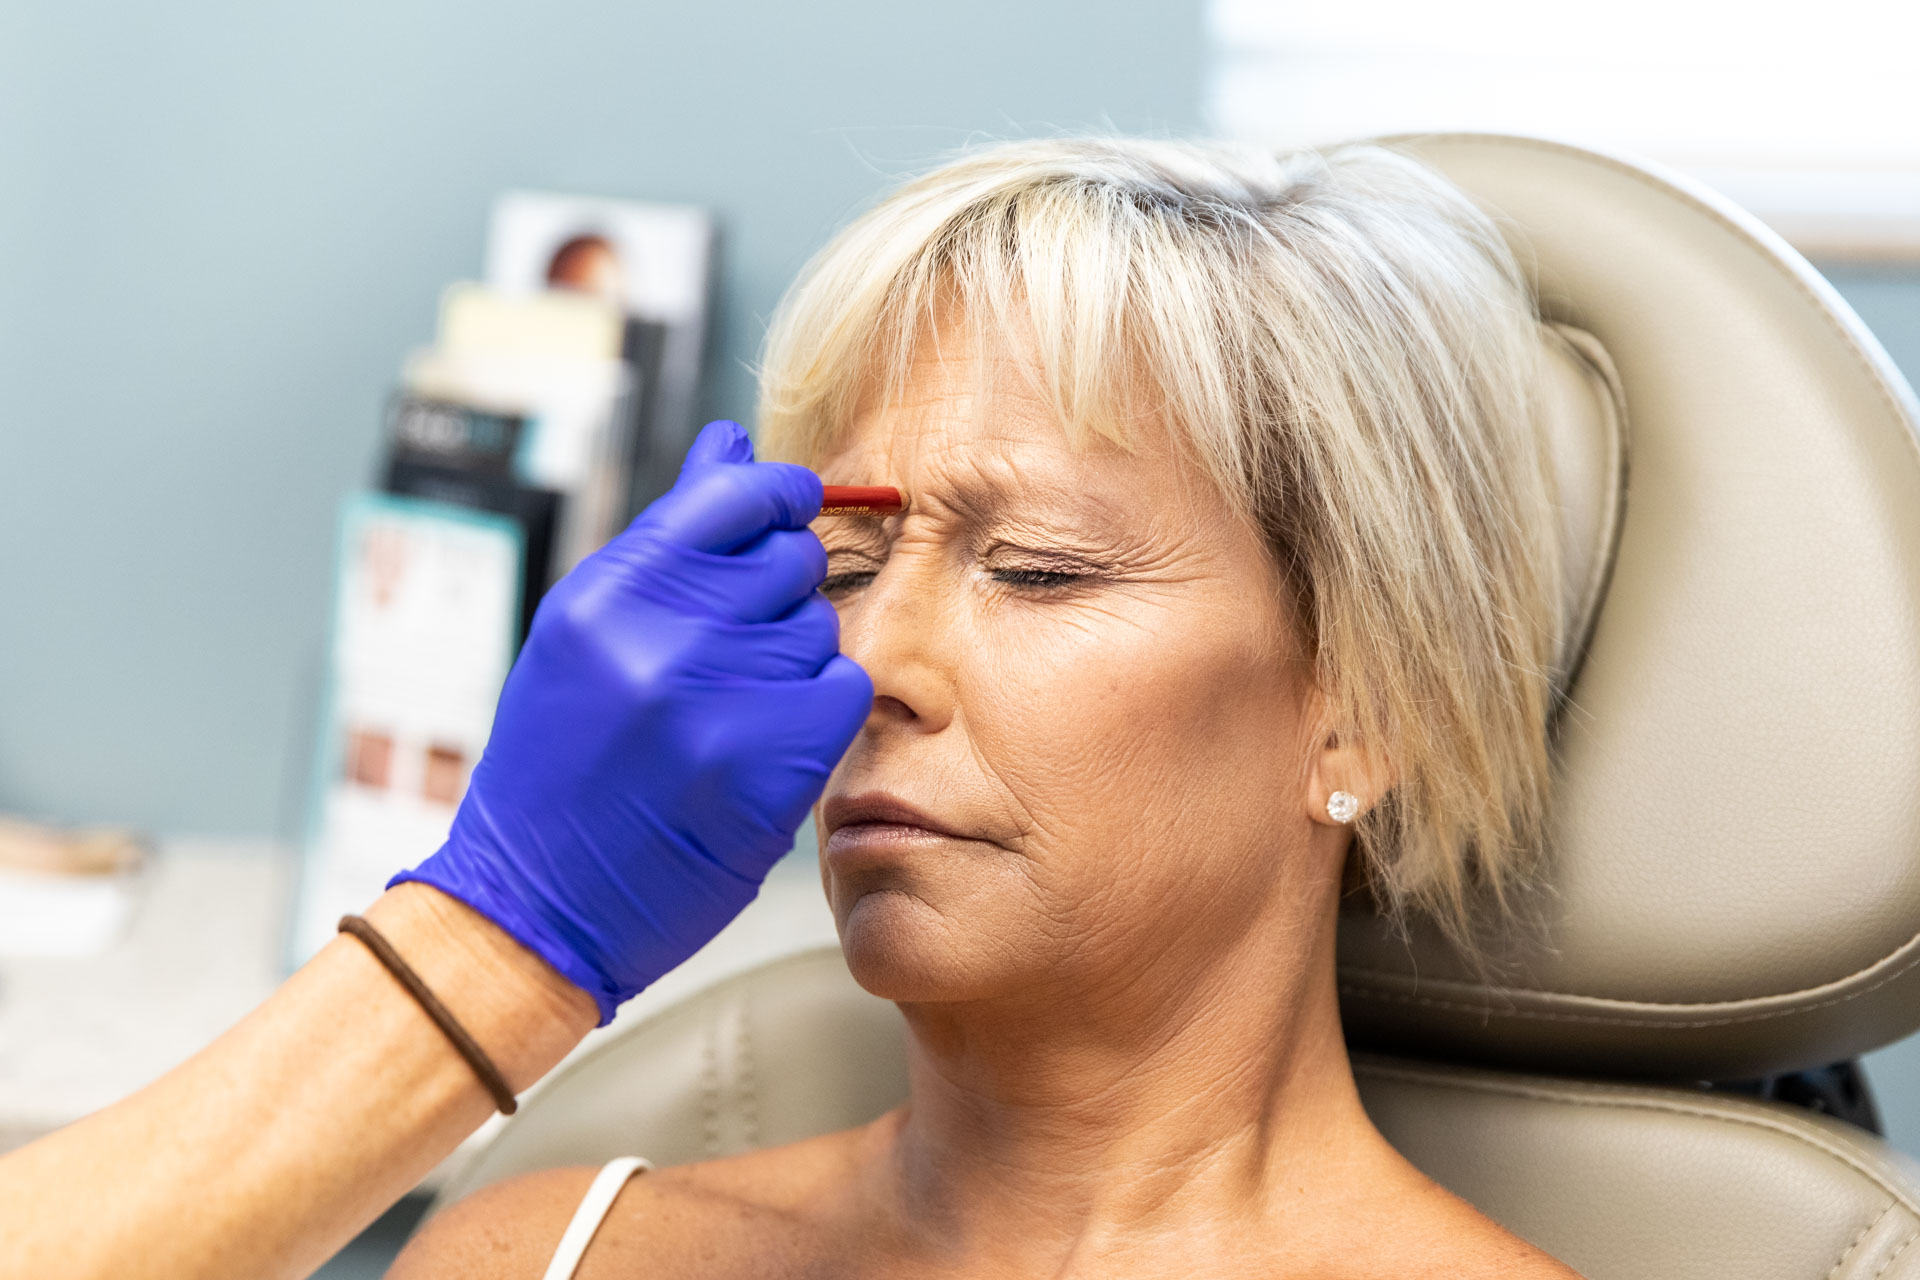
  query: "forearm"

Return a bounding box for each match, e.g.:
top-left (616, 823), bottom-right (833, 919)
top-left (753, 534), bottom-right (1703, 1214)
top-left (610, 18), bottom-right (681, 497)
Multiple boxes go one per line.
top-left (0, 883), bottom-right (597, 1280)
top-left (0, 424), bottom-right (859, 1278)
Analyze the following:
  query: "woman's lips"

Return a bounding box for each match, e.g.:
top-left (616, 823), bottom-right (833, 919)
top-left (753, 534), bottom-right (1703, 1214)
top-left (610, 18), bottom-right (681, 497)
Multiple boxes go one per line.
top-left (822, 792), bottom-right (974, 861)
top-left (824, 821), bottom-right (958, 857)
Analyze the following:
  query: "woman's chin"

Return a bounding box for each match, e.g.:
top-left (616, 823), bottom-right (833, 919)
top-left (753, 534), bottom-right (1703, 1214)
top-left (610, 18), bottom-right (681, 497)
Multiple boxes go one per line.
top-left (835, 887), bottom-right (1001, 1003)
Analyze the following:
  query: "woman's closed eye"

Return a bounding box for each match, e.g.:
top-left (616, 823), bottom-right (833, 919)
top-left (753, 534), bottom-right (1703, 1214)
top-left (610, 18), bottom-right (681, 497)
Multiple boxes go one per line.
top-left (988, 566), bottom-right (1088, 590)
top-left (818, 541), bottom-right (1115, 600)
top-left (820, 566), bottom-right (880, 598)
top-left (981, 543), bottom-right (1113, 595)
top-left (822, 564), bottom-right (1093, 597)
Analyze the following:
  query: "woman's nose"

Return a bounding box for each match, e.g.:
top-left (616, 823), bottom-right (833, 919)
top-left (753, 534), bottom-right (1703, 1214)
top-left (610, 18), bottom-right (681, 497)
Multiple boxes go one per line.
top-left (835, 561), bottom-right (955, 736)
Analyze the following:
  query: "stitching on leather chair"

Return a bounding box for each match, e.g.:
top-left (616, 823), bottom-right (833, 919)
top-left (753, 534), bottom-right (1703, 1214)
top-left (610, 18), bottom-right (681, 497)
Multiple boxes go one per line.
top-left (736, 996), bottom-right (761, 1151)
top-left (1871, 1230), bottom-right (1920, 1280)
top-left (1826, 1203), bottom-right (1896, 1280)
top-left (699, 1004), bottom-right (724, 1158)
top-left (1337, 927), bottom-right (1920, 1026)
top-left (1353, 1061), bottom-right (1920, 1216)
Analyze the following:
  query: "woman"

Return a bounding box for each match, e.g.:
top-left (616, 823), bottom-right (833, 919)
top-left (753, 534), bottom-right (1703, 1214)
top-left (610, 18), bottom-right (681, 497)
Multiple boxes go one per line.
top-left (395, 136), bottom-right (1579, 1277)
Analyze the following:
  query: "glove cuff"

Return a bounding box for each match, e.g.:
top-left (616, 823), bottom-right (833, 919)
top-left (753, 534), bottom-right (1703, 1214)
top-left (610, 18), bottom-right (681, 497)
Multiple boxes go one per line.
top-left (387, 861), bottom-right (623, 1027)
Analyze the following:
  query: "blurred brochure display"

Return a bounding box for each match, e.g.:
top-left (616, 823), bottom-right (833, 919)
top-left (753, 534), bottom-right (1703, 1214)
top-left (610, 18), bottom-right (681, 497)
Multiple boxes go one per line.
top-left (293, 194), bottom-right (716, 961)
top-left (293, 498), bottom-right (522, 961)
top-left (487, 191), bottom-right (716, 515)
top-left (0, 817), bottom-right (147, 958)
top-left (393, 285), bottom-right (627, 635)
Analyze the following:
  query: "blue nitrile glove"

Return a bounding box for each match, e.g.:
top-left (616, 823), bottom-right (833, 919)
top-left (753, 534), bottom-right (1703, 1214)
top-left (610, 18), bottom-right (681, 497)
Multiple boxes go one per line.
top-left (391, 420), bottom-right (872, 1024)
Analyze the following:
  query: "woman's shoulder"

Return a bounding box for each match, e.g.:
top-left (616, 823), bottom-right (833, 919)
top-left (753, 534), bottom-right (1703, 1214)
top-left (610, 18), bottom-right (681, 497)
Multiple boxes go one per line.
top-left (1357, 1178), bottom-right (1586, 1279)
top-left (384, 1163), bottom-right (606, 1279)
top-left (385, 1125), bottom-right (876, 1280)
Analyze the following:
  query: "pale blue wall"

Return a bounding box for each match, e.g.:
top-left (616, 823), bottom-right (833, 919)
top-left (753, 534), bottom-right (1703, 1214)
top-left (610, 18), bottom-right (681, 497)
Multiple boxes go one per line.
top-left (0, 0), bottom-right (1205, 835)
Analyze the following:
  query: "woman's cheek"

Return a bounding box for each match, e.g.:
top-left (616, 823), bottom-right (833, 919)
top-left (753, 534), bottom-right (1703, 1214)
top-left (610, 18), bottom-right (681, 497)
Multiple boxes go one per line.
top-left (965, 596), bottom-right (1193, 793)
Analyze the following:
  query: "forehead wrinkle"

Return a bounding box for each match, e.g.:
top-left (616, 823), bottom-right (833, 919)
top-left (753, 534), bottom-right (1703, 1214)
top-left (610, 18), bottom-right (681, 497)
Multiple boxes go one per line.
top-left (823, 344), bottom-right (1225, 556)
top-left (829, 414), bottom-right (1216, 571)
top-left (827, 375), bottom-right (1082, 520)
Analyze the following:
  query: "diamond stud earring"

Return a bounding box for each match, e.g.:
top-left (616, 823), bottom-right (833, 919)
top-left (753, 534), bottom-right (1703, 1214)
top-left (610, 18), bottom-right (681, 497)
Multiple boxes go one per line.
top-left (1327, 790), bottom-right (1360, 823)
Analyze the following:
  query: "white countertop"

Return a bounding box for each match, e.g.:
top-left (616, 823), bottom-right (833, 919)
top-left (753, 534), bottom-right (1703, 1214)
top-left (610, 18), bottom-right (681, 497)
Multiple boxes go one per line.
top-left (0, 838), bottom-right (840, 1184)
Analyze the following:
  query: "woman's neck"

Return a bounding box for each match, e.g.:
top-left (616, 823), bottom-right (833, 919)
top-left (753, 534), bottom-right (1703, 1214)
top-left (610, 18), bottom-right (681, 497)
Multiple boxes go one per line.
top-left (875, 901), bottom-right (1405, 1274)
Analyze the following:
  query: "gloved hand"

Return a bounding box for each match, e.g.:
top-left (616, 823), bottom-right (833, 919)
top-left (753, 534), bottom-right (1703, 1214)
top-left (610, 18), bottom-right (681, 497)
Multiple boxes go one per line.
top-left (391, 420), bottom-right (872, 1024)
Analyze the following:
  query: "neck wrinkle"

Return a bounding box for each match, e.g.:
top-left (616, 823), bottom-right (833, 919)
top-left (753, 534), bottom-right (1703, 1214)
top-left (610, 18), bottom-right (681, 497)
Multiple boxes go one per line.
top-left (881, 889), bottom-right (1387, 1272)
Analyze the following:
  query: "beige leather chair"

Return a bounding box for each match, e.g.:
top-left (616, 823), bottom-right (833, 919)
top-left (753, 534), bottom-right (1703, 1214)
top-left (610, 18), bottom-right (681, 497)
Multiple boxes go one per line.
top-left (434, 135), bottom-right (1920, 1278)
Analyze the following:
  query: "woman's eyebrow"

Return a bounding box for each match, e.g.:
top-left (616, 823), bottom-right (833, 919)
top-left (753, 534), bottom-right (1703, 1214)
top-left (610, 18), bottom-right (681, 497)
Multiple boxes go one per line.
top-left (817, 517), bottom-right (891, 550)
top-left (945, 475), bottom-right (1138, 540)
top-left (914, 450), bottom-right (1120, 522)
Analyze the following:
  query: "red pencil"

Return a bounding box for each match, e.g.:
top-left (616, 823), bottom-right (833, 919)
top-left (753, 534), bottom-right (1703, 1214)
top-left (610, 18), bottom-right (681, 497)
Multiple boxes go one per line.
top-left (818, 485), bottom-right (908, 517)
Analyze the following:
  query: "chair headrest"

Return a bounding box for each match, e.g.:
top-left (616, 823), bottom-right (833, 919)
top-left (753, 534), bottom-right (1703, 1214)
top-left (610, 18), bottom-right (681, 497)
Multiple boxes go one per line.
top-left (1537, 320), bottom-right (1627, 691)
top-left (1336, 133), bottom-right (1920, 1081)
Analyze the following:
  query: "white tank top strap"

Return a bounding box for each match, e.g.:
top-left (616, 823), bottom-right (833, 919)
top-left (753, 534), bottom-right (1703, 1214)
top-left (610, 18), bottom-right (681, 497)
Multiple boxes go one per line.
top-left (539, 1155), bottom-right (653, 1280)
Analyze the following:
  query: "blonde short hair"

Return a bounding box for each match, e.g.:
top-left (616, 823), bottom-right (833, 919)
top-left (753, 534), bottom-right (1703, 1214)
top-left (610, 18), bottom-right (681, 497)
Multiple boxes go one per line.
top-left (757, 137), bottom-right (1564, 949)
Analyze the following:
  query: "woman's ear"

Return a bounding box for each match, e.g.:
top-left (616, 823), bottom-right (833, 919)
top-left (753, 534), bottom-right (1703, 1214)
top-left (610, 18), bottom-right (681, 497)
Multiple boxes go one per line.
top-left (1306, 727), bottom-right (1396, 827)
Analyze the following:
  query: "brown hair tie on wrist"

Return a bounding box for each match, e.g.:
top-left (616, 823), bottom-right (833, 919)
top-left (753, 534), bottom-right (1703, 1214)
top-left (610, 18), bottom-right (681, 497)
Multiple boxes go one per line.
top-left (337, 914), bottom-right (519, 1116)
